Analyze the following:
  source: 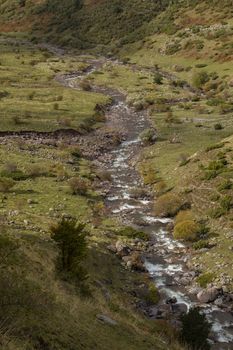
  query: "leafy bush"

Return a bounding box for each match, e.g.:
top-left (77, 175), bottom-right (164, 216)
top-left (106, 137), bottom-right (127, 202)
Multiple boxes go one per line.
top-left (51, 218), bottom-right (88, 282)
top-left (146, 283), bottom-right (160, 304)
top-left (70, 146), bottom-right (82, 159)
top-left (193, 240), bottom-right (210, 250)
top-left (218, 179), bottom-right (232, 191)
top-left (174, 220), bottom-right (200, 241)
top-left (203, 158), bottom-right (228, 180)
top-left (180, 308), bottom-right (211, 350)
top-left (214, 123), bottom-right (223, 130)
top-left (140, 128), bottom-right (156, 144)
top-left (192, 71), bottom-right (209, 89)
top-left (209, 206), bottom-right (227, 219)
top-left (154, 193), bottom-right (184, 217)
top-left (154, 72), bottom-right (163, 85)
top-left (197, 272), bottom-right (215, 288)
top-left (53, 103), bottom-right (59, 110)
top-left (68, 177), bottom-right (89, 195)
top-left (220, 195), bottom-right (232, 211)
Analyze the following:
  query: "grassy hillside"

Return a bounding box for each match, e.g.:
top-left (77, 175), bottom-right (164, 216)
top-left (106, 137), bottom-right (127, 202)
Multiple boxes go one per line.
top-left (0, 0), bottom-right (233, 55)
top-left (0, 0), bottom-right (170, 50)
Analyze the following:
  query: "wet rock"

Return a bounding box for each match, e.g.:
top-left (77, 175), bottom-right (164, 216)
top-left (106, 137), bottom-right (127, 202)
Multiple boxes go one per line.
top-left (179, 277), bottom-right (192, 286)
top-left (166, 297), bottom-right (177, 305)
top-left (188, 286), bottom-right (202, 295)
top-left (197, 287), bottom-right (219, 303)
top-left (157, 304), bottom-right (172, 319)
top-left (214, 297), bottom-right (224, 307)
top-left (147, 306), bottom-right (159, 319)
top-left (172, 303), bottom-right (188, 315)
top-left (96, 314), bottom-right (118, 326)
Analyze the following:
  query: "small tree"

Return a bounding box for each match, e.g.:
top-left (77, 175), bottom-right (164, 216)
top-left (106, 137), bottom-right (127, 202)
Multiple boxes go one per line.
top-left (192, 71), bottom-right (209, 89)
top-left (50, 218), bottom-right (88, 281)
top-left (154, 72), bottom-right (163, 85)
top-left (180, 308), bottom-right (211, 350)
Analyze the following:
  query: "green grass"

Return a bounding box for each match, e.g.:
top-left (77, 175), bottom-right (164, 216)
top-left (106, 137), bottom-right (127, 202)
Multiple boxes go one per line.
top-left (0, 36), bottom-right (108, 131)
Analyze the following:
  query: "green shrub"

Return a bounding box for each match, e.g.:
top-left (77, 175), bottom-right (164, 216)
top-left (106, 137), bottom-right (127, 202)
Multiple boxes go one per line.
top-left (50, 218), bottom-right (88, 282)
top-left (214, 123), bottom-right (223, 130)
top-left (154, 193), bottom-right (184, 217)
top-left (220, 195), bottom-right (232, 211)
top-left (154, 72), bottom-right (163, 85)
top-left (209, 207), bottom-right (227, 219)
top-left (218, 180), bottom-right (232, 191)
top-left (174, 220), bottom-right (200, 241)
top-left (197, 272), bottom-right (215, 288)
top-left (203, 158), bottom-right (228, 180)
top-left (146, 283), bottom-right (160, 304)
top-left (140, 128), bottom-right (156, 144)
top-left (192, 71), bottom-right (209, 89)
top-left (70, 146), bottom-right (82, 159)
top-left (180, 308), bottom-right (211, 350)
top-left (193, 240), bottom-right (210, 250)
top-left (68, 177), bottom-right (89, 195)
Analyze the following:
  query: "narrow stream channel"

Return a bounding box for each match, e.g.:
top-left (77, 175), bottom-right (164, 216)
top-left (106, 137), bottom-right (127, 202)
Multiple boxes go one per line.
top-left (62, 58), bottom-right (233, 350)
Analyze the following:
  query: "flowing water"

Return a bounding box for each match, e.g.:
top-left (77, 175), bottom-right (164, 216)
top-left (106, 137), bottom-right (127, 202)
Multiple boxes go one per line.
top-left (62, 59), bottom-right (233, 350)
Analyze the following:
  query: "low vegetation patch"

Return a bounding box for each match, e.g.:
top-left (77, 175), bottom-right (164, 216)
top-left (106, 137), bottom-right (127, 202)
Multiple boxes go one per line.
top-left (197, 272), bottom-right (216, 288)
top-left (116, 226), bottom-right (149, 241)
top-left (174, 220), bottom-right (200, 241)
top-left (154, 193), bottom-right (185, 217)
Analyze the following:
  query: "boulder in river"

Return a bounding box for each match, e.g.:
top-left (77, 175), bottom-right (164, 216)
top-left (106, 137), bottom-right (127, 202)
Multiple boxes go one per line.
top-left (197, 287), bottom-right (219, 303)
top-left (166, 296), bottom-right (177, 305)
